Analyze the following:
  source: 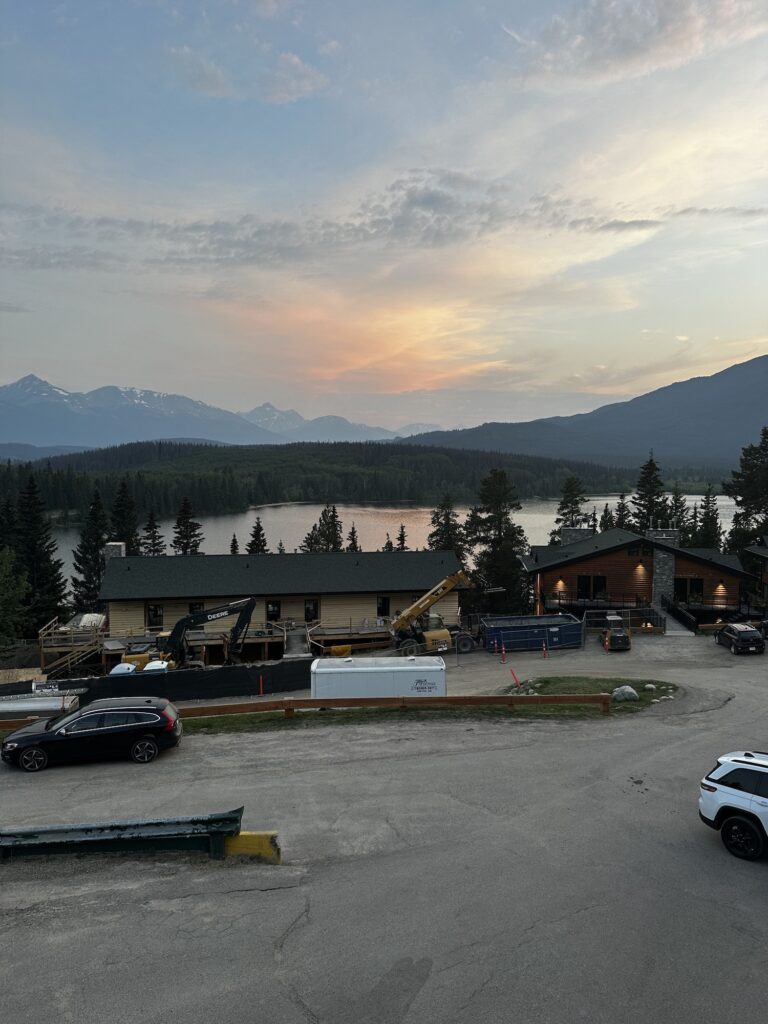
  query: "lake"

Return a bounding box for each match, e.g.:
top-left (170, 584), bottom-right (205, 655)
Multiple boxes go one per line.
top-left (52, 494), bottom-right (737, 580)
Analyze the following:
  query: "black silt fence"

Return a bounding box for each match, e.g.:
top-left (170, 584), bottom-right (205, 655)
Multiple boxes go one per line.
top-left (2, 660), bottom-right (311, 703)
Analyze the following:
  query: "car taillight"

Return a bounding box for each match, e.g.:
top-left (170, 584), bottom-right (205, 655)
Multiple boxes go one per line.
top-left (161, 711), bottom-right (175, 732)
top-left (700, 782), bottom-right (717, 792)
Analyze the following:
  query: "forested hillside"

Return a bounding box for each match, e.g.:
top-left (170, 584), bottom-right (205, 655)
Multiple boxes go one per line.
top-left (0, 441), bottom-right (635, 518)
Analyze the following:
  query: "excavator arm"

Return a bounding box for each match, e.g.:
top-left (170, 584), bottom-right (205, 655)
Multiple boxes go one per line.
top-left (159, 597), bottom-right (256, 666)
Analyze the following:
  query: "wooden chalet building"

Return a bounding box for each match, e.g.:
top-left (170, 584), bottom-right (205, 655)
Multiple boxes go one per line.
top-left (519, 527), bottom-right (755, 623)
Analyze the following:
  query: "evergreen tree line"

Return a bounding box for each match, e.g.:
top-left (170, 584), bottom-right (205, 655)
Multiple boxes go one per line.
top-left (0, 441), bottom-right (635, 518)
top-left (546, 433), bottom-right (768, 554)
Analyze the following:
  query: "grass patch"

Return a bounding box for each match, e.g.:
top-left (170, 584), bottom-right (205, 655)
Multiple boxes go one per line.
top-left (531, 676), bottom-right (676, 714)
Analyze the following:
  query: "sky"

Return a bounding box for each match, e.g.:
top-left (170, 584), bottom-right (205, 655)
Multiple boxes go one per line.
top-left (1, 0), bottom-right (767, 430)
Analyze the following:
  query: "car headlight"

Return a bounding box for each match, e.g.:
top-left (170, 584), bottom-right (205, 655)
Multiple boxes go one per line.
top-left (3, 742), bottom-right (18, 750)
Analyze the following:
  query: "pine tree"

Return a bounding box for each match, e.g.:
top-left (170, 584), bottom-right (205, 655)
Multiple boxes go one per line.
top-left (141, 510), bottom-right (166, 556)
top-left (277, 539), bottom-right (286, 554)
top-left (631, 453), bottom-right (668, 531)
top-left (246, 516), bottom-right (269, 554)
top-left (381, 532), bottom-right (394, 552)
top-left (172, 497), bottom-right (204, 556)
top-left (346, 522), bottom-right (361, 552)
top-left (464, 469), bottom-right (528, 613)
top-left (317, 505), bottom-right (343, 551)
top-left (690, 502), bottom-right (700, 544)
top-left (110, 478), bottom-right (140, 554)
top-left (300, 524), bottom-right (322, 553)
top-left (0, 547), bottom-right (29, 643)
top-left (588, 506), bottom-right (598, 533)
top-left (724, 426), bottom-right (768, 551)
top-left (427, 494), bottom-right (466, 562)
top-left (15, 475), bottom-right (67, 633)
top-left (396, 523), bottom-right (408, 551)
top-left (71, 489), bottom-right (110, 612)
top-left (613, 493), bottom-right (632, 530)
top-left (668, 482), bottom-right (692, 545)
top-left (302, 506), bottom-right (343, 552)
top-left (599, 504), bottom-right (615, 532)
top-left (695, 485), bottom-right (723, 549)
top-left (230, 533), bottom-right (239, 555)
top-left (0, 497), bottom-right (17, 550)
top-left (549, 476), bottom-right (588, 544)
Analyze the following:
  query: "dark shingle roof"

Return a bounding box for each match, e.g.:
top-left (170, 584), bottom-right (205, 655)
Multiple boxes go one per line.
top-left (100, 550), bottom-right (463, 601)
top-left (520, 529), bottom-right (642, 572)
top-left (519, 528), bottom-right (750, 577)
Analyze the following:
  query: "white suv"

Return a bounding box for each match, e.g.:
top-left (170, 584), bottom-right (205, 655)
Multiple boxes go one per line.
top-left (699, 751), bottom-right (768, 860)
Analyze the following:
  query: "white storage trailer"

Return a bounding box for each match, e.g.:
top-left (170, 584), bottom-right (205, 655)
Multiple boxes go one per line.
top-left (311, 656), bottom-right (446, 699)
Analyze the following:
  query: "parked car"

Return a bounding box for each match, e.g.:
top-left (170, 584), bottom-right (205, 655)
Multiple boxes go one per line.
top-left (699, 751), bottom-right (768, 860)
top-left (714, 622), bottom-right (765, 655)
top-left (1, 697), bottom-right (182, 773)
top-left (599, 614), bottom-right (631, 651)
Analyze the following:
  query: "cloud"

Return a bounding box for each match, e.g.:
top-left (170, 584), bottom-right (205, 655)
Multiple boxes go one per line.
top-left (169, 46), bottom-right (235, 97)
top-left (252, 0), bottom-right (295, 18)
top-left (0, 301), bottom-right (30, 313)
top-left (508, 0), bottom-right (768, 83)
top-left (261, 52), bottom-right (328, 103)
top-left (8, 168), bottom-right (747, 275)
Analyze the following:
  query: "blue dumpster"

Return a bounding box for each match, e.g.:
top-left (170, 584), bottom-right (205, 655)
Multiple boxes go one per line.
top-left (482, 613), bottom-right (582, 652)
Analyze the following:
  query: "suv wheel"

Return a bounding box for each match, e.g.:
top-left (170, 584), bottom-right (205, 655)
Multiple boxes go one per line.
top-left (720, 816), bottom-right (765, 860)
top-left (731, 642), bottom-right (738, 655)
top-left (131, 737), bottom-right (159, 764)
top-left (19, 746), bottom-right (48, 772)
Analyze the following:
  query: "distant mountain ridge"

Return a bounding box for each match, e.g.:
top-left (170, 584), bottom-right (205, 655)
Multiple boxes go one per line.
top-left (0, 376), bottom-right (441, 447)
top-left (240, 402), bottom-right (441, 442)
top-left (400, 356), bottom-right (768, 467)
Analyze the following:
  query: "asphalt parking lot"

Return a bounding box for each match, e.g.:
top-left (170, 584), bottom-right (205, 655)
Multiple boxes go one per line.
top-left (2, 633), bottom-right (767, 1023)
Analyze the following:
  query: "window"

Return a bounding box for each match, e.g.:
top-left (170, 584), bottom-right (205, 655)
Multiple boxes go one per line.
top-left (674, 578), bottom-right (705, 602)
top-left (102, 712), bottom-right (132, 727)
top-left (754, 773), bottom-right (768, 799)
top-left (266, 599), bottom-right (281, 622)
top-left (576, 576), bottom-right (606, 600)
top-left (146, 603), bottom-right (164, 629)
top-left (189, 602), bottom-right (204, 615)
top-left (718, 769), bottom-right (761, 794)
top-left (68, 713), bottom-right (106, 733)
top-left (377, 596), bottom-right (391, 618)
top-left (304, 598), bottom-right (319, 623)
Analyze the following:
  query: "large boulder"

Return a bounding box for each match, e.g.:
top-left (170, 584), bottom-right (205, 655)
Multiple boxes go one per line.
top-left (612, 685), bottom-right (639, 703)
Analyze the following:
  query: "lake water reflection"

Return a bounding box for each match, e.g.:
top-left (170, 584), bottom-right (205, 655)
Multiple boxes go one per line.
top-left (52, 495), bottom-right (736, 580)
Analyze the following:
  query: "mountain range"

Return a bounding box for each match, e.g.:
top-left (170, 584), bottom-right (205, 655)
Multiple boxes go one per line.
top-left (0, 376), bottom-right (440, 451)
top-left (399, 356), bottom-right (768, 468)
top-left (1, 355), bottom-right (765, 466)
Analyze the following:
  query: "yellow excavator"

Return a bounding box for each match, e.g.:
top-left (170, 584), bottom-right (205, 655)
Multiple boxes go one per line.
top-left (390, 570), bottom-right (477, 656)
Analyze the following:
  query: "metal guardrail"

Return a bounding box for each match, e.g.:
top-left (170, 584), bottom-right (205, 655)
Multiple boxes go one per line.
top-left (179, 693), bottom-right (612, 717)
top-left (0, 807), bottom-right (245, 860)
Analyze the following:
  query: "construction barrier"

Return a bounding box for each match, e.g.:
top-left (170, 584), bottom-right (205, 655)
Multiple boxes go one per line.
top-left (0, 807), bottom-right (280, 861)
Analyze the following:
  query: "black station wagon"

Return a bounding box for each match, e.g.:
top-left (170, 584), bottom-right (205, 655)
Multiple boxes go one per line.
top-left (714, 623), bottom-right (765, 655)
top-left (1, 697), bottom-right (182, 772)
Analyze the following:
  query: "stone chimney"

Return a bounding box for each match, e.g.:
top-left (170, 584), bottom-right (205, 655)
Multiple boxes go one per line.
top-left (560, 527), bottom-right (595, 547)
top-left (645, 523), bottom-right (679, 606)
top-left (104, 541), bottom-right (126, 560)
